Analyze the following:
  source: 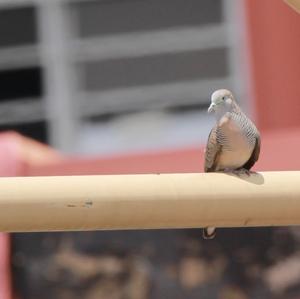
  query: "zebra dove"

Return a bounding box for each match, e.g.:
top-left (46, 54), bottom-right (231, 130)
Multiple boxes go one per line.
top-left (203, 89), bottom-right (261, 239)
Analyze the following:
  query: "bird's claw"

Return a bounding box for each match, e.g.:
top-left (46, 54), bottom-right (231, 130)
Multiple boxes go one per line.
top-left (223, 168), bottom-right (253, 177)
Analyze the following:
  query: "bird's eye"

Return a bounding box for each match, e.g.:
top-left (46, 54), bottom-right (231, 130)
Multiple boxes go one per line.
top-left (222, 96), bottom-right (226, 100)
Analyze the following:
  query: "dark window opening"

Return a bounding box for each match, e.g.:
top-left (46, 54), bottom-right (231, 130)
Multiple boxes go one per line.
top-left (0, 121), bottom-right (48, 143)
top-left (0, 67), bottom-right (43, 101)
top-left (80, 48), bottom-right (228, 91)
top-left (74, 0), bottom-right (223, 37)
top-left (0, 6), bottom-right (37, 48)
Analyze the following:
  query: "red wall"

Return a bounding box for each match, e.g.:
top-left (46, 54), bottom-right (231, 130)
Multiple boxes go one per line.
top-left (0, 132), bottom-right (62, 299)
top-left (245, 0), bottom-right (300, 130)
top-left (26, 128), bottom-right (300, 176)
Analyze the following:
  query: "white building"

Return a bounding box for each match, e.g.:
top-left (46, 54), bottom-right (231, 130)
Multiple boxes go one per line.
top-left (0, 0), bottom-right (249, 156)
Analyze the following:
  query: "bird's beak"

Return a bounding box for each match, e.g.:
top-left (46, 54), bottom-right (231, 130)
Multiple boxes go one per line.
top-left (208, 103), bottom-right (216, 113)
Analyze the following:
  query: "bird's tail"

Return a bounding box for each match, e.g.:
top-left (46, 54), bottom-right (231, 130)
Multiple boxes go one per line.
top-left (203, 227), bottom-right (216, 239)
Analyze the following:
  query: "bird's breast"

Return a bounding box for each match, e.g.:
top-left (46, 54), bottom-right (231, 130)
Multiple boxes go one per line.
top-left (216, 117), bottom-right (254, 170)
top-left (217, 146), bottom-right (253, 170)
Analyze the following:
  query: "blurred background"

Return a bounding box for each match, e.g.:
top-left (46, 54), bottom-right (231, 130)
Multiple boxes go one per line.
top-left (0, 0), bottom-right (298, 298)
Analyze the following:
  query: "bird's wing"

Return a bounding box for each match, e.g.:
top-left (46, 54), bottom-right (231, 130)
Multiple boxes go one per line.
top-left (204, 125), bottom-right (222, 172)
top-left (242, 134), bottom-right (261, 170)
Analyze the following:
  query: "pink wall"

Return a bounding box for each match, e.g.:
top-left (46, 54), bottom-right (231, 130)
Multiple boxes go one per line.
top-left (245, 0), bottom-right (300, 130)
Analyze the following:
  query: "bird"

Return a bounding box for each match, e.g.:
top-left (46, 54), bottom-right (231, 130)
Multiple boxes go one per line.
top-left (203, 89), bottom-right (261, 239)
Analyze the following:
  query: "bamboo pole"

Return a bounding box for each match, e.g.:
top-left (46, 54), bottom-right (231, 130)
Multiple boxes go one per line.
top-left (0, 172), bottom-right (299, 232)
top-left (284, 0), bottom-right (300, 13)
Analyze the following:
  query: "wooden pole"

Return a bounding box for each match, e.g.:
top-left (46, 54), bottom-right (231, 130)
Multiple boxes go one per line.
top-left (0, 172), bottom-right (299, 232)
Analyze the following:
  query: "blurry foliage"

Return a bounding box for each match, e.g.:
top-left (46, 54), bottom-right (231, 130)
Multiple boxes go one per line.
top-left (11, 227), bottom-right (300, 299)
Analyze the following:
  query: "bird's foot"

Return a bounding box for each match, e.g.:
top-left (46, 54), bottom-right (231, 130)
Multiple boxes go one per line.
top-left (223, 168), bottom-right (253, 177)
top-left (236, 168), bottom-right (251, 176)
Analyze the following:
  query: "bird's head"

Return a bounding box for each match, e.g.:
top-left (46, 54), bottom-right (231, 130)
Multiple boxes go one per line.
top-left (208, 89), bottom-right (236, 115)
